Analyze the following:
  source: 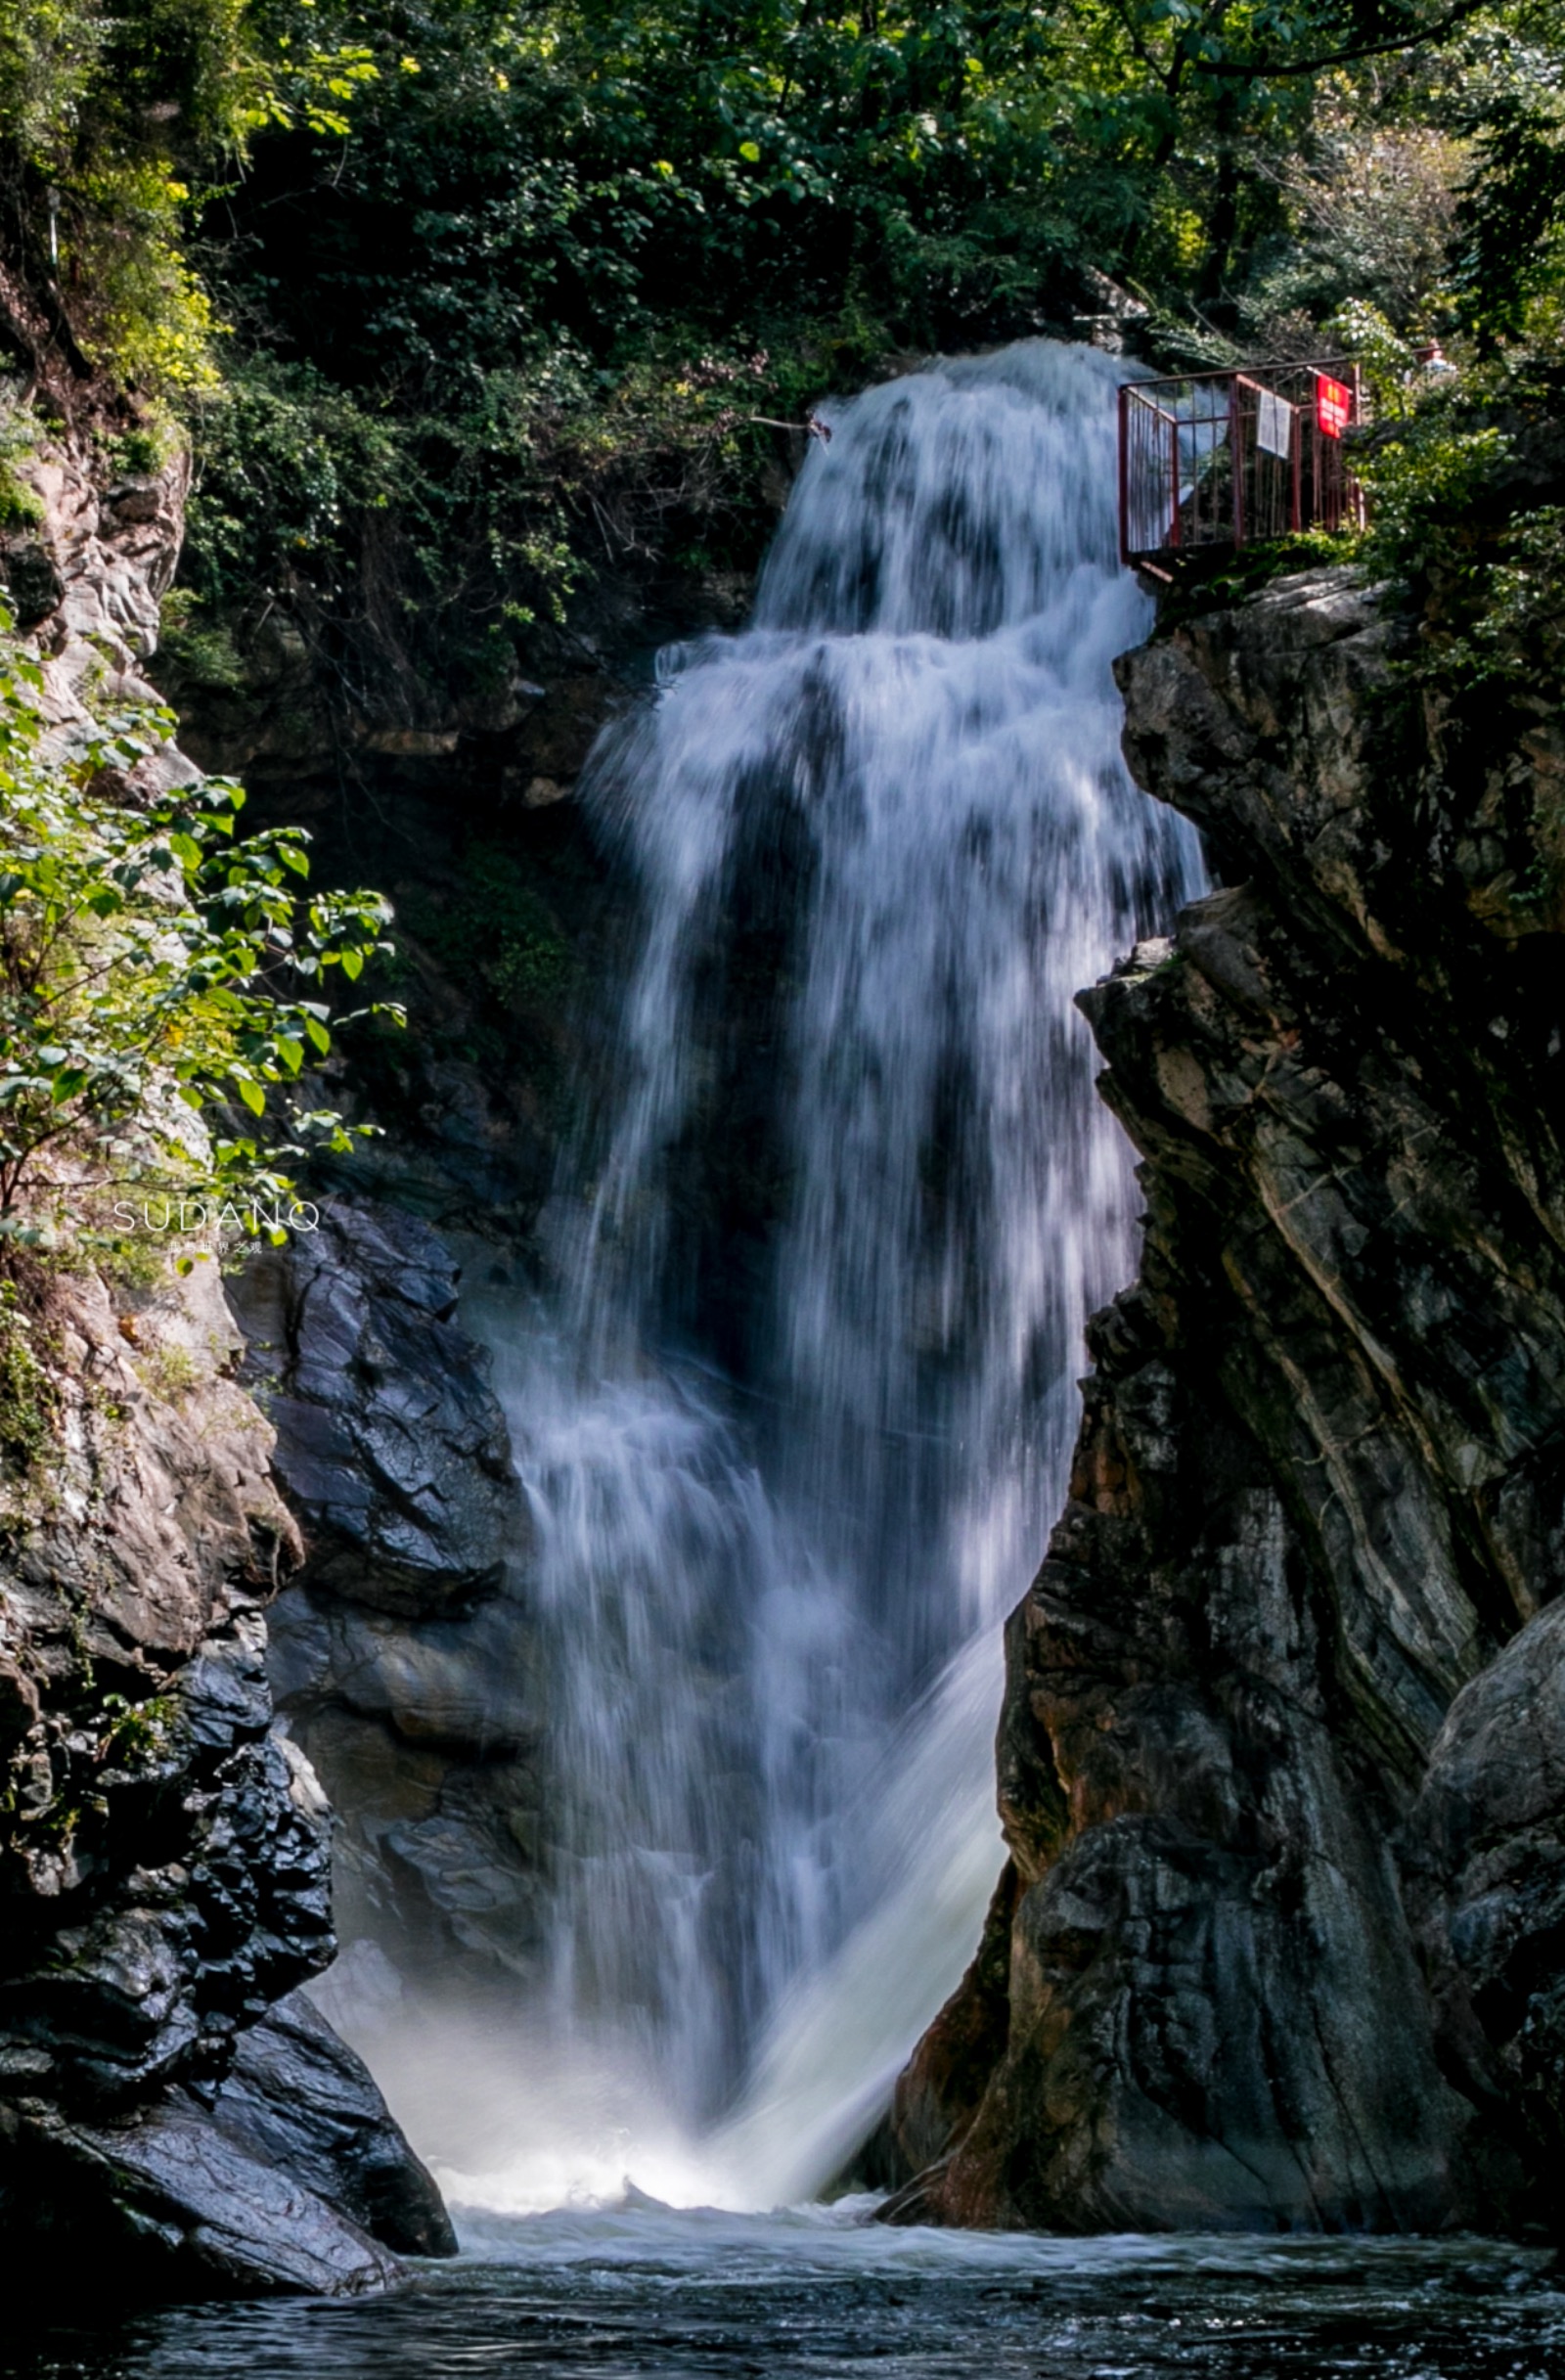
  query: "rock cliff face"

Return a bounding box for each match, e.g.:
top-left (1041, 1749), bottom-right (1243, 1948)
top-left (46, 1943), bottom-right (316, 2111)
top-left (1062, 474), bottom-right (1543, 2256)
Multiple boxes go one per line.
top-left (0, 413), bottom-right (455, 2298)
top-left (884, 564), bottom-right (1565, 2235)
top-left (232, 1210), bottom-right (546, 2013)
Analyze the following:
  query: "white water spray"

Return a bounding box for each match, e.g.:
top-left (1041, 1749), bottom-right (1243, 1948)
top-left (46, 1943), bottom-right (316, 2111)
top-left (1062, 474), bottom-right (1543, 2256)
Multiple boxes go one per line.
top-left (360, 342), bottom-right (1201, 2214)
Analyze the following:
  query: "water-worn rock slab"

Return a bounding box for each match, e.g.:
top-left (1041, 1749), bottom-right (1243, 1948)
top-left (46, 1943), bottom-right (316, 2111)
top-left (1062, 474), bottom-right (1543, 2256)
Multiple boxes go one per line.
top-left (210, 1988), bottom-right (456, 2256)
top-left (0, 2094), bottom-right (403, 2298)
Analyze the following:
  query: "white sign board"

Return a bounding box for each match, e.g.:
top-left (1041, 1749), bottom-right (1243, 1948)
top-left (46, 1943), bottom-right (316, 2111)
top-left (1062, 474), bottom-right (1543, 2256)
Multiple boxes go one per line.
top-left (1257, 390), bottom-right (1293, 460)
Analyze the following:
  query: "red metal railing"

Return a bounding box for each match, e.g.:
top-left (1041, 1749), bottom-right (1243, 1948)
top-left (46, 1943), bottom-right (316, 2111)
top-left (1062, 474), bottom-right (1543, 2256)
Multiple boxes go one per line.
top-left (1118, 360), bottom-right (1364, 568)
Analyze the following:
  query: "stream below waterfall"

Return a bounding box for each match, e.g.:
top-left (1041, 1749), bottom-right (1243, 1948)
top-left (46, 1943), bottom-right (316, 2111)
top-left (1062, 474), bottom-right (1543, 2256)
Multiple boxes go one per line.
top-left (8, 2219), bottom-right (1564, 2378)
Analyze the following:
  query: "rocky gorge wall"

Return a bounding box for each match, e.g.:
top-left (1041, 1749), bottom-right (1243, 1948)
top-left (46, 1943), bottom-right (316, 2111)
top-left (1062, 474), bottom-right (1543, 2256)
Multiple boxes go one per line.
top-left (881, 559), bottom-right (1565, 2238)
top-left (0, 406), bottom-right (457, 2301)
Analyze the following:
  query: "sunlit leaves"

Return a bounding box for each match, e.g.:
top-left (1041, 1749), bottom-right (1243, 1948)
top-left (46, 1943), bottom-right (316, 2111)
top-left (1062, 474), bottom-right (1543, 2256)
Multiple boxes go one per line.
top-left (0, 596), bottom-right (402, 1227)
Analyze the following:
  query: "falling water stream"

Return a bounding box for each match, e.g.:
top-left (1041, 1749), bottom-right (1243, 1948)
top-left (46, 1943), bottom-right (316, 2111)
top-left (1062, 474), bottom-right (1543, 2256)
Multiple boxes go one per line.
top-left (412, 338), bottom-right (1202, 2213)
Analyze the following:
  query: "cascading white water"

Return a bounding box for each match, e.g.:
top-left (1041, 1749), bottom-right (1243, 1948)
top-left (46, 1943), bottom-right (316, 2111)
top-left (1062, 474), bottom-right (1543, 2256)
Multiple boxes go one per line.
top-left (432, 340), bottom-right (1202, 2213)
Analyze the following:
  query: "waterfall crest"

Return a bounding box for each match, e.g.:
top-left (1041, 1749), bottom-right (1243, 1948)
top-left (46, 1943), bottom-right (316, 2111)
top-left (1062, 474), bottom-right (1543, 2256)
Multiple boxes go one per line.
top-left (392, 341), bottom-right (1200, 2213)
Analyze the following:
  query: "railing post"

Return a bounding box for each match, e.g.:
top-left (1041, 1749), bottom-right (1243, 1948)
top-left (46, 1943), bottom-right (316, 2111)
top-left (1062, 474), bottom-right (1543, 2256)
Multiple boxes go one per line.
top-left (1230, 374), bottom-right (1244, 551)
top-left (1168, 398), bottom-right (1181, 550)
top-left (1118, 383), bottom-right (1130, 565)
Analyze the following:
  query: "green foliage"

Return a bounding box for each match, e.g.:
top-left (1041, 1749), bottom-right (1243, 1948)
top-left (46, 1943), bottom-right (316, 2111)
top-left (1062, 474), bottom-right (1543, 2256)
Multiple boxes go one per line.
top-left (0, 596), bottom-right (403, 1239)
top-left (158, 0), bottom-right (1565, 710)
top-left (1441, 502), bottom-right (1565, 682)
top-left (97, 1687), bottom-right (176, 1769)
top-left (1349, 349), bottom-right (1565, 921)
top-left (228, 0), bottom-right (1090, 368)
top-left (182, 359), bottom-right (400, 614)
top-left (7, 0), bottom-right (1565, 720)
top-left (1360, 389), bottom-right (1565, 704)
top-left (1230, 104), bottom-right (1465, 358)
top-left (106, 426), bottom-right (174, 478)
top-left (0, 0), bottom-right (381, 395)
top-left (403, 843), bottom-right (573, 1012)
top-left (156, 590), bottom-right (247, 691)
top-left (0, 404), bottom-right (43, 533)
top-left (1326, 300), bottom-right (1427, 420)
top-left (1158, 527), bottom-right (1362, 626)
top-left (179, 337), bottom-right (803, 699)
top-left (1356, 395), bottom-right (1510, 583)
top-left (133, 1338), bottom-right (201, 1401)
top-left (1453, 39), bottom-right (1565, 350)
top-left (0, 1278), bottom-right (55, 1471)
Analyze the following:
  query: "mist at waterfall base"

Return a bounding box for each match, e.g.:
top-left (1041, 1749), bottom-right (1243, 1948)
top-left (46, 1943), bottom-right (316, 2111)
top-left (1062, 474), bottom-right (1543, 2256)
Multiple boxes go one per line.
top-left (324, 339), bottom-right (1202, 2221)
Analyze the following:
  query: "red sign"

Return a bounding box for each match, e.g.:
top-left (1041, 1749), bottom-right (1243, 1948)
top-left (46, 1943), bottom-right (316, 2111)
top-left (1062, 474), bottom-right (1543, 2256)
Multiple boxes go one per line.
top-left (1317, 375), bottom-right (1352, 439)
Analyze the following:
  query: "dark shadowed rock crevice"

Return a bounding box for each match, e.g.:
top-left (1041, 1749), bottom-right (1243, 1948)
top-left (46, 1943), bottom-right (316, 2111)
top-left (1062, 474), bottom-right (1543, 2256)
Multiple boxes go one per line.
top-left (884, 563), bottom-right (1565, 2236)
top-left (1406, 1597), bottom-right (1565, 2240)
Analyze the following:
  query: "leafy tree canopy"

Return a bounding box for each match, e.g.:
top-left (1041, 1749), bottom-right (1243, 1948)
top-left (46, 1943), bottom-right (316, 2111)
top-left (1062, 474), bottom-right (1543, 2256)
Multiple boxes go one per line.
top-left (0, 0), bottom-right (1561, 699)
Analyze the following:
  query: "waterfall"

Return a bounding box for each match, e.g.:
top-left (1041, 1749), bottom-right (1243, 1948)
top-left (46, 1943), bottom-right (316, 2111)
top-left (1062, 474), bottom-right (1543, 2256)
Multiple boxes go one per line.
top-left (425, 340), bottom-right (1201, 2212)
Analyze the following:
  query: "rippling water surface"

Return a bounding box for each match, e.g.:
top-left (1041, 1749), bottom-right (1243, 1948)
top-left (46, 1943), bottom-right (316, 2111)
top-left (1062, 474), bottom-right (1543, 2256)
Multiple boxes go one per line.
top-left (8, 2210), bottom-right (1562, 2379)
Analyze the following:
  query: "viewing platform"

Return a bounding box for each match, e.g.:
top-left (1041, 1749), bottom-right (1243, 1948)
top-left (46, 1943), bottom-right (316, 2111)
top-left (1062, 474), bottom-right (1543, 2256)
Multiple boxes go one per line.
top-left (1118, 359), bottom-right (1364, 576)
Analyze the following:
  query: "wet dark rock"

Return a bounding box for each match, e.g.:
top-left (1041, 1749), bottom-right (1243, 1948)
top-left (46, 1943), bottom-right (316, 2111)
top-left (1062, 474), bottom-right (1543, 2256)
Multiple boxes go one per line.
top-left (0, 1263), bottom-right (443, 2300)
top-left (1408, 1599), bottom-right (1565, 2236)
top-left (208, 1988), bottom-right (456, 2256)
top-left (0, 2093), bottom-right (403, 2299)
top-left (266, 1594), bottom-right (547, 2006)
top-left (890, 566), bottom-right (1565, 2234)
top-left (0, 1266), bottom-right (326, 2111)
top-left (231, 1202), bottom-right (529, 1618)
top-left (238, 1203), bottom-right (546, 2011)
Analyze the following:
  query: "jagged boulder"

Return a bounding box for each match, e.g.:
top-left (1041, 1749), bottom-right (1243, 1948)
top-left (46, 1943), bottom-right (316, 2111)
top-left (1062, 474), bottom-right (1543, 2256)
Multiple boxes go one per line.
top-left (231, 1203), bottom-right (527, 1618)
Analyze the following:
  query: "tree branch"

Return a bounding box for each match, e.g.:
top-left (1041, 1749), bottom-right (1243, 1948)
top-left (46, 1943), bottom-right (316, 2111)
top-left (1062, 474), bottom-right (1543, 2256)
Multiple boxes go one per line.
top-left (1194, 0), bottom-right (1490, 79)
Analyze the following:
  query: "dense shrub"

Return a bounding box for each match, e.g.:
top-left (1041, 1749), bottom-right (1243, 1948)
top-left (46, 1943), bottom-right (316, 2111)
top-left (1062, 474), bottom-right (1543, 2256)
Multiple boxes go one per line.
top-left (0, 600), bottom-right (399, 1248)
